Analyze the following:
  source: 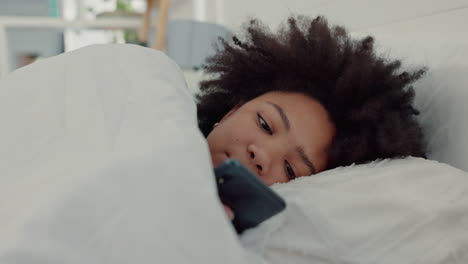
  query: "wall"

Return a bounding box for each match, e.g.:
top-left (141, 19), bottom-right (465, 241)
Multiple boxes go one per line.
top-left (220, 0), bottom-right (468, 42)
top-left (0, 0), bottom-right (64, 71)
top-left (0, 0), bottom-right (53, 16)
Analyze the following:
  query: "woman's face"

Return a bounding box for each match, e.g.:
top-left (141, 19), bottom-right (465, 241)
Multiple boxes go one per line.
top-left (207, 91), bottom-right (336, 185)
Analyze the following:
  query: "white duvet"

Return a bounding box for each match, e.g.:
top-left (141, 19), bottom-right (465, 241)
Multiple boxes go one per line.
top-left (0, 44), bottom-right (249, 264)
top-left (1, 44), bottom-right (468, 264)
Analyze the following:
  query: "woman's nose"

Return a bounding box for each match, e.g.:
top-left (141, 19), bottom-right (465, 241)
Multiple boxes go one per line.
top-left (247, 144), bottom-right (271, 176)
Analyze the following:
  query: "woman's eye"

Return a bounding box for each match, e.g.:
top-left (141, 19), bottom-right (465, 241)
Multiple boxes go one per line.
top-left (285, 161), bottom-right (297, 181)
top-left (257, 113), bottom-right (272, 135)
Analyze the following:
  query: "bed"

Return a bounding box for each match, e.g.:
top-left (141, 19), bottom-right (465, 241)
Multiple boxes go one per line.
top-left (0, 43), bottom-right (467, 264)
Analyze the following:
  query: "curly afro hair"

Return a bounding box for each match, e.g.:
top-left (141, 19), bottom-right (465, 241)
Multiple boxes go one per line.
top-left (196, 15), bottom-right (427, 170)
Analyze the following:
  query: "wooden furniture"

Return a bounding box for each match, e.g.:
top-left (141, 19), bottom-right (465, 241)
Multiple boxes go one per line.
top-left (138, 0), bottom-right (170, 51)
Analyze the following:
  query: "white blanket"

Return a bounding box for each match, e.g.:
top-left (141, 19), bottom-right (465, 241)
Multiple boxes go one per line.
top-left (0, 44), bottom-right (250, 264)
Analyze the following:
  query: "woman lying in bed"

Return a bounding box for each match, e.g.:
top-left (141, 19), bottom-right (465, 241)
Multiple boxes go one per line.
top-left (0, 14), bottom-right (432, 263)
top-left (197, 15), bottom-right (427, 220)
top-left (199, 15), bottom-right (426, 186)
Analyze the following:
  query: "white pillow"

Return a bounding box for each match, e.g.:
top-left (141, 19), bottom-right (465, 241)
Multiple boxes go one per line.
top-left (413, 63), bottom-right (468, 172)
top-left (373, 38), bottom-right (468, 172)
top-left (240, 158), bottom-right (468, 264)
top-left (239, 38), bottom-right (468, 264)
top-left (0, 44), bottom-right (249, 264)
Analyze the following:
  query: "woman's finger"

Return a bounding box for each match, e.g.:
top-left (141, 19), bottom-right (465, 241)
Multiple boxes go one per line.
top-left (223, 204), bottom-right (235, 220)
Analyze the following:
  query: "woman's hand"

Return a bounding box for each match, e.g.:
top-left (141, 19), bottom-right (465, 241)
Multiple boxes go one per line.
top-left (223, 204), bottom-right (235, 220)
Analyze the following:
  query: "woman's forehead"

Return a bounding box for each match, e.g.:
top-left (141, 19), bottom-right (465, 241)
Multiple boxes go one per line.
top-left (249, 92), bottom-right (327, 115)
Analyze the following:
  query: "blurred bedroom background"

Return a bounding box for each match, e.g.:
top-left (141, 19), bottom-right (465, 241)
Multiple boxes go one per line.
top-left (0, 0), bottom-right (467, 92)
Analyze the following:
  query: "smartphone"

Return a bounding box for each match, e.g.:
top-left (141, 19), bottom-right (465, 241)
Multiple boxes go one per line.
top-left (214, 159), bottom-right (287, 234)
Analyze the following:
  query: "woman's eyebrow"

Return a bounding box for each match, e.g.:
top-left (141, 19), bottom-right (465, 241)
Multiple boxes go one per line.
top-left (266, 101), bottom-right (316, 175)
top-left (266, 101), bottom-right (290, 130)
top-left (297, 146), bottom-right (316, 175)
